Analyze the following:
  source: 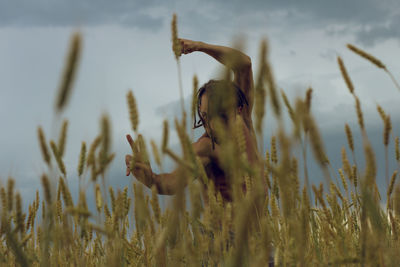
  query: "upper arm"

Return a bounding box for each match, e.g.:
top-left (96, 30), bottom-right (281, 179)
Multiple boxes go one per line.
top-left (233, 58), bottom-right (254, 123)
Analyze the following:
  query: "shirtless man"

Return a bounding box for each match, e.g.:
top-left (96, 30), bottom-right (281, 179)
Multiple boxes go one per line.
top-left (125, 38), bottom-right (259, 202)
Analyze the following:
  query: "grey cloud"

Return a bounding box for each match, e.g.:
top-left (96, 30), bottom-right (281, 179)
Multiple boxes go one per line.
top-left (355, 14), bottom-right (400, 46)
top-left (325, 14), bottom-right (400, 47)
top-left (2, 0), bottom-right (399, 45)
top-left (217, 0), bottom-right (393, 25)
top-left (0, 0), bottom-right (164, 29)
top-left (319, 48), bottom-right (337, 61)
top-left (184, 0), bottom-right (400, 46)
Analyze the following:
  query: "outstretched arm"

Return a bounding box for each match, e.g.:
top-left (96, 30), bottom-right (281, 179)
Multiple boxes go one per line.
top-left (179, 38), bottom-right (254, 120)
top-left (125, 134), bottom-right (213, 195)
top-left (124, 155), bottom-right (185, 195)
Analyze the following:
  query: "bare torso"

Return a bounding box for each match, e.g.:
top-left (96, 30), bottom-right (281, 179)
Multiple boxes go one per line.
top-left (198, 119), bottom-right (259, 203)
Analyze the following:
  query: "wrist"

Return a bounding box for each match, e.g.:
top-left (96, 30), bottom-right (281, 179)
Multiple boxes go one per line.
top-left (196, 41), bottom-right (207, 52)
top-left (149, 171), bottom-right (156, 188)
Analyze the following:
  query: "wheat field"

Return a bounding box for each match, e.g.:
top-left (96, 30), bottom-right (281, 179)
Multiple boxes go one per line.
top-left (1, 15), bottom-right (400, 266)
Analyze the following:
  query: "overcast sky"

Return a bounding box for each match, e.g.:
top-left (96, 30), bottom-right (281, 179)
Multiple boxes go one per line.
top-left (1, 0), bottom-right (400, 206)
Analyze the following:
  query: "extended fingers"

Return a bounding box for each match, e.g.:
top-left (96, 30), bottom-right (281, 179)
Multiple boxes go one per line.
top-left (125, 154), bottom-right (132, 165)
top-left (126, 134), bottom-right (134, 148)
top-left (125, 155), bottom-right (131, 176)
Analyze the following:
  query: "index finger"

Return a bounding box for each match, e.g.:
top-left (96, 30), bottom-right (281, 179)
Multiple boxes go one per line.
top-left (126, 134), bottom-right (134, 148)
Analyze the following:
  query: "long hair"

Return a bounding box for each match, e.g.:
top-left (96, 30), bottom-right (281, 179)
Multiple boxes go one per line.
top-left (193, 80), bottom-right (248, 148)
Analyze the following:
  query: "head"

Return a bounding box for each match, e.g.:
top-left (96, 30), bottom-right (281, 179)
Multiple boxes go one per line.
top-left (193, 80), bottom-right (248, 147)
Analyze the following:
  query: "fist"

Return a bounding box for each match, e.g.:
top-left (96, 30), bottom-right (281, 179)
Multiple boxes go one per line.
top-left (178, 38), bottom-right (200, 54)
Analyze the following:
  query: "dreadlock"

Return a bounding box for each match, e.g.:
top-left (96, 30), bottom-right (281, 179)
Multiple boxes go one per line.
top-left (193, 79), bottom-right (248, 149)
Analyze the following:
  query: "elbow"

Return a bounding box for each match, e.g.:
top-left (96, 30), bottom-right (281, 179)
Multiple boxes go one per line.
top-left (152, 169), bottom-right (189, 195)
top-left (243, 55), bottom-right (252, 69)
top-left (155, 184), bottom-right (176, 195)
top-left (236, 55), bottom-right (251, 71)
top-left (153, 174), bottom-right (179, 195)
top-left (231, 56), bottom-right (252, 72)
top-left (243, 55), bottom-right (252, 67)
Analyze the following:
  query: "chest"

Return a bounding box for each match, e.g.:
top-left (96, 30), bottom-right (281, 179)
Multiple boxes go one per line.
top-left (204, 160), bottom-right (232, 202)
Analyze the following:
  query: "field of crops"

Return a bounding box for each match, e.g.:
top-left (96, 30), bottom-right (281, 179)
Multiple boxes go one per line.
top-left (1, 15), bottom-right (400, 266)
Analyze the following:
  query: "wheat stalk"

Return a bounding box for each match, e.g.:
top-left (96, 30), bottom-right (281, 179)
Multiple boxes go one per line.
top-left (95, 184), bottom-right (102, 213)
top-left (55, 31), bottom-right (82, 112)
top-left (344, 124), bottom-right (354, 152)
top-left (280, 89), bottom-right (295, 123)
top-left (41, 174), bottom-right (51, 204)
top-left (7, 178), bottom-right (14, 212)
top-left (305, 87), bottom-right (313, 112)
top-left (15, 192), bottom-right (24, 233)
top-left (38, 126), bottom-right (51, 165)
top-left (383, 115), bottom-right (392, 147)
top-left (127, 90), bottom-right (139, 133)
top-left (347, 43), bottom-right (400, 91)
top-left (264, 40), bottom-right (280, 117)
top-left (58, 119), bottom-right (68, 157)
top-left (86, 136), bottom-right (102, 167)
top-left (171, 14), bottom-right (185, 113)
top-left (255, 40), bottom-right (267, 134)
top-left (354, 96), bottom-right (364, 131)
top-left (50, 140), bottom-right (67, 176)
top-left (337, 56), bottom-right (355, 94)
top-left (347, 44), bottom-right (385, 69)
top-left (77, 141), bottom-right (86, 176)
top-left (387, 170), bottom-right (398, 210)
top-left (171, 14), bottom-right (182, 60)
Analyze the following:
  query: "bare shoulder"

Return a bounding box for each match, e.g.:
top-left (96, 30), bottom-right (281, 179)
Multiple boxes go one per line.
top-left (192, 133), bottom-right (223, 166)
top-left (193, 134), bottom-right (213, 158)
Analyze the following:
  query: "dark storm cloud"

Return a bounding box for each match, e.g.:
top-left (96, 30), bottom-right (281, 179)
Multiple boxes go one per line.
top-left (0, 0), bottom-right (164, 29)
top-left (197, 0), bottom-right (400, 46)
top-left (2, 0), bottom-right (399, 45)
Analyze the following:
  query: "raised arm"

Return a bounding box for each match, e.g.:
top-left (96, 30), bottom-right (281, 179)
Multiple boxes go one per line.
top-left (179, 39), bottom-right (254, 121)
top-left (125, 134), bottom-right (213, 195)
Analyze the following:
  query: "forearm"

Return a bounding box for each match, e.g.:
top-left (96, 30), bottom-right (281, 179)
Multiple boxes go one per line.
top-left (131, 169), bottom-right (175, 195)
top-left (152, 172), bottom-right (181, 195)
top-left (129, 158), bottom-right (187, 195)
top-left (197, 42), bottom-right (251, 71)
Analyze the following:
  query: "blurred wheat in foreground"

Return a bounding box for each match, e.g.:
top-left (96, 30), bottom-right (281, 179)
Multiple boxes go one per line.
top-left (1, 26), bottom-right (400, 267)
